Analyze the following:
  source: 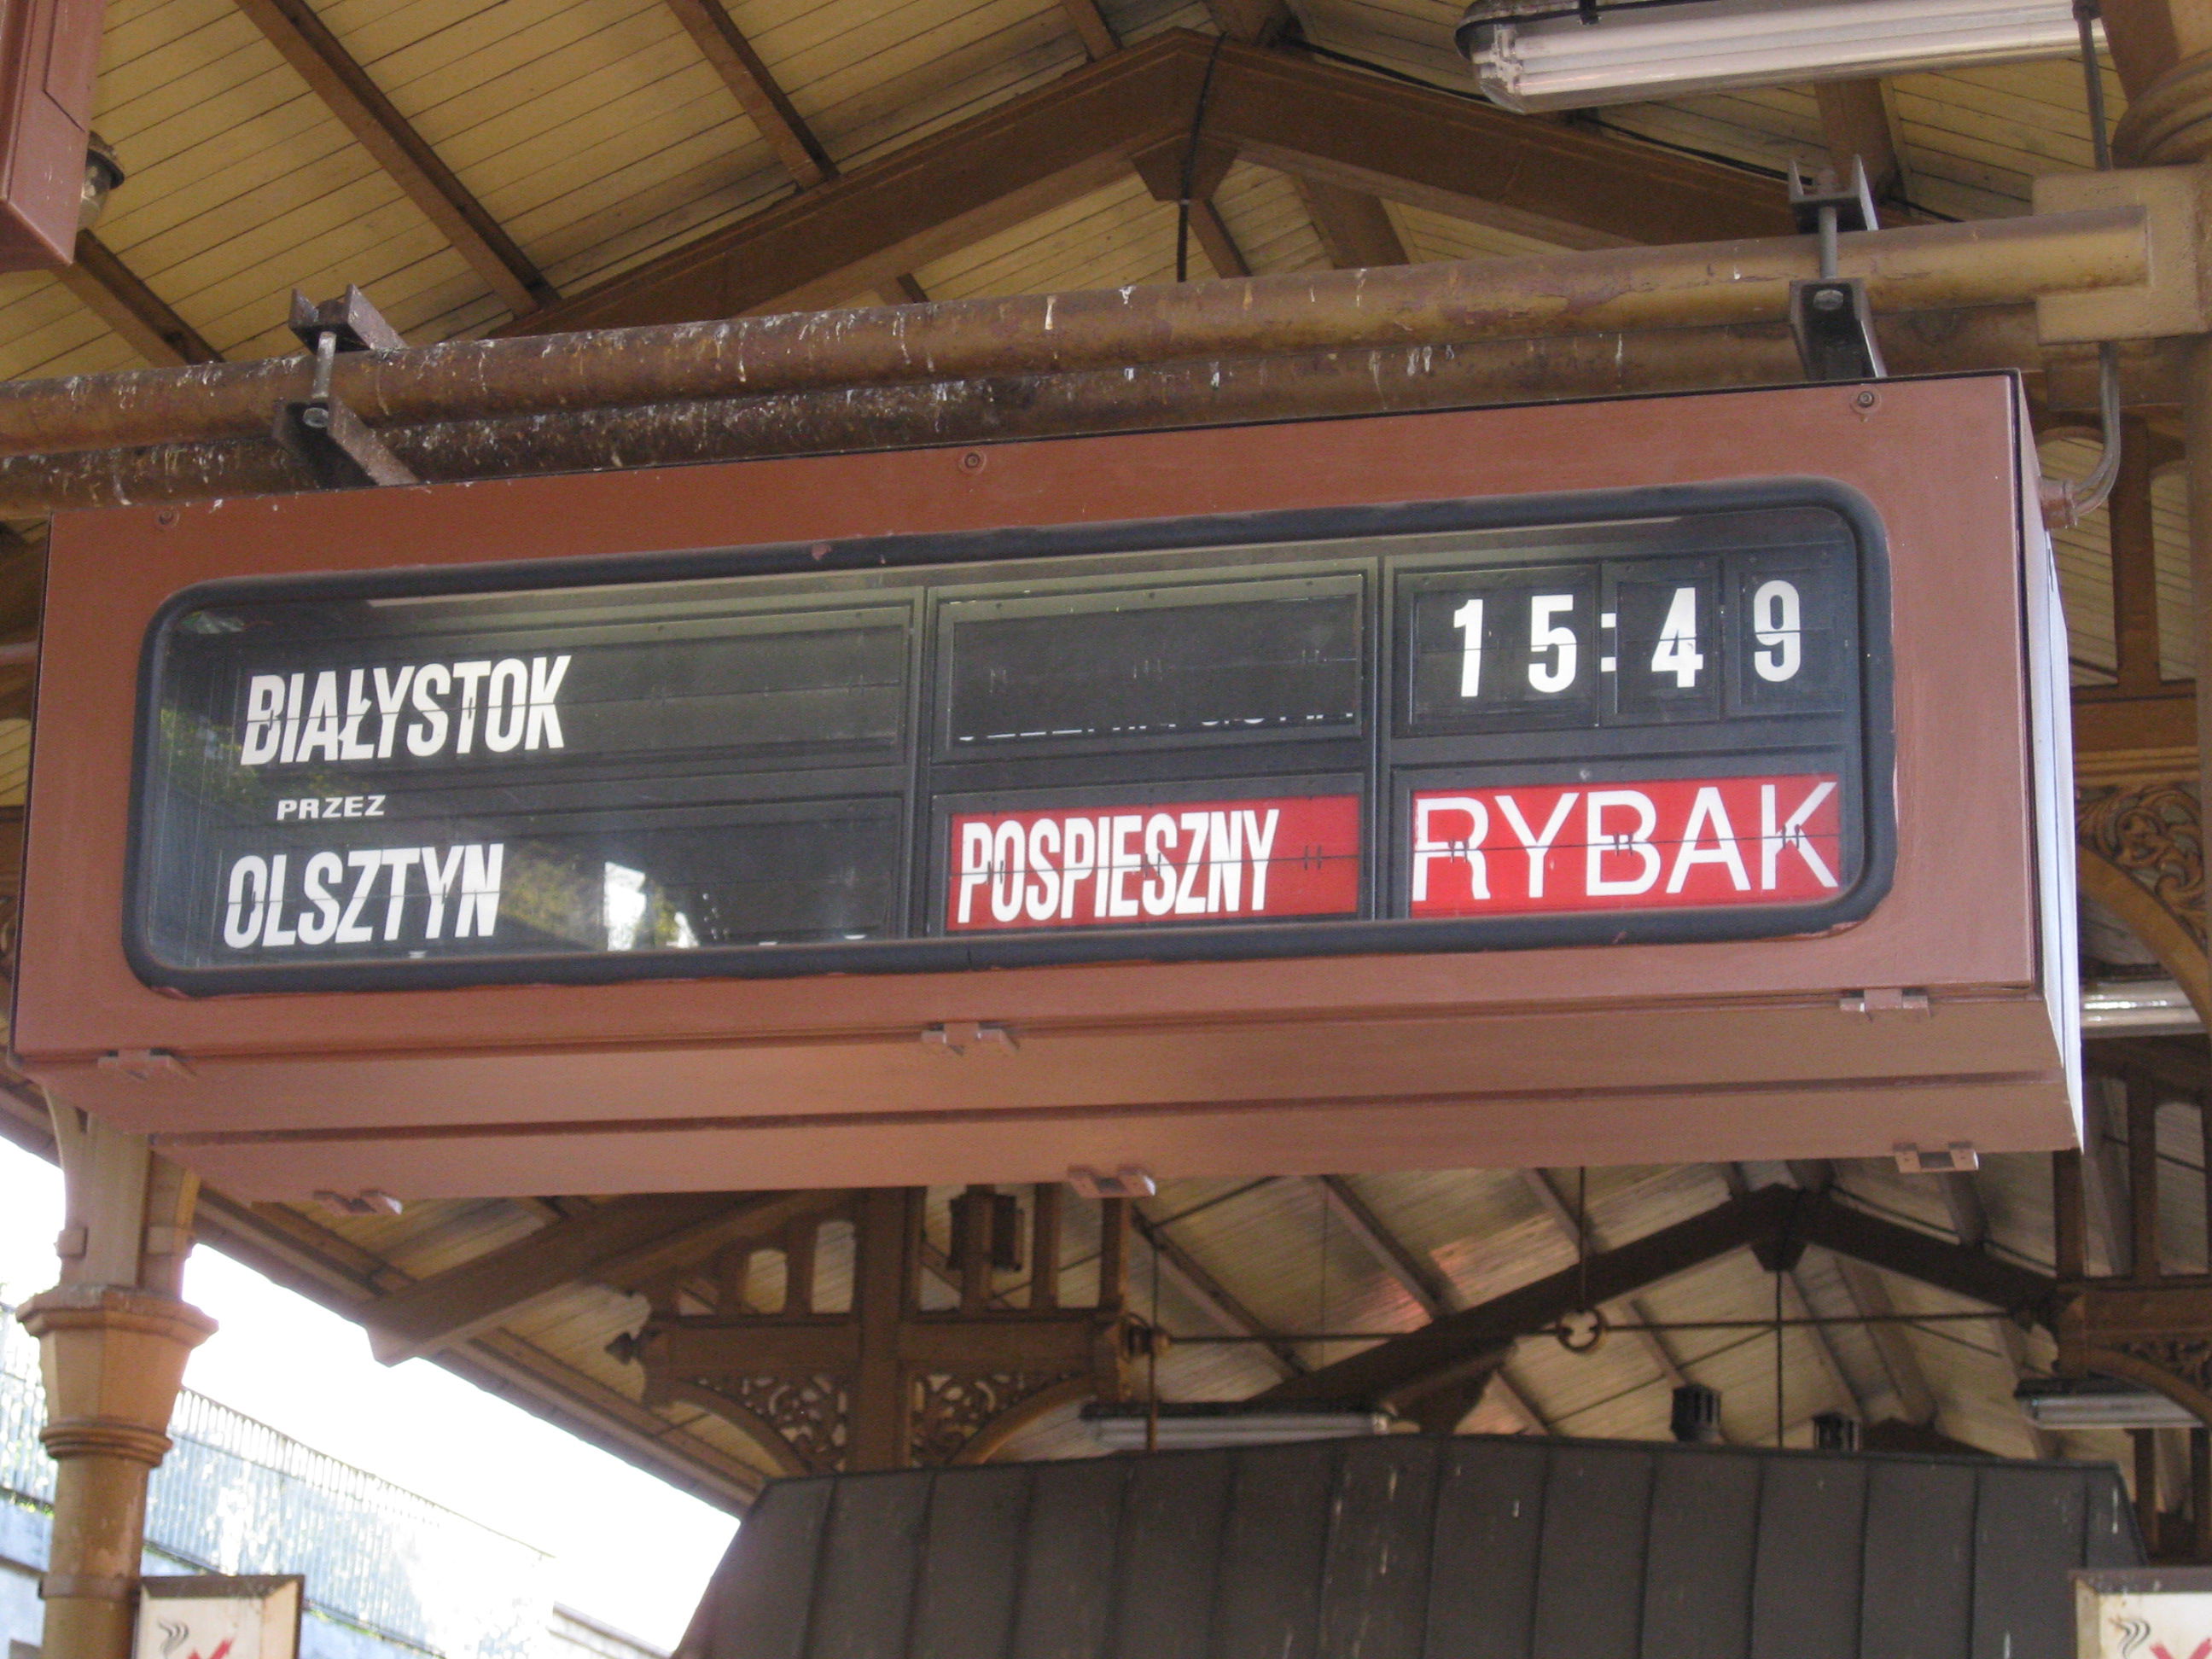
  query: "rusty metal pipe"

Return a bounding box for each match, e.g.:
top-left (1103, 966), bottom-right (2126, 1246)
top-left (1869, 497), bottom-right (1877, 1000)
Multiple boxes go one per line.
top-left (0, 209), bottom-right (2149, 460)
top-left (0, 311), bottom-right (2065, 515)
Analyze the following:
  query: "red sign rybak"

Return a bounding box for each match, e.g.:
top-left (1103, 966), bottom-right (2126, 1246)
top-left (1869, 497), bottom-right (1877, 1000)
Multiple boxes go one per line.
top-left (1409, 773), bottom-right (1842, 916)
top-left (946, 795), bottom-right (1360, 930)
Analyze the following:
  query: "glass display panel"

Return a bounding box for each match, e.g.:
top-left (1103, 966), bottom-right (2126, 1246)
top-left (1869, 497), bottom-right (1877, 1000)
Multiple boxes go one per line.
top-left (129, 485), bottom-right (1892, 991)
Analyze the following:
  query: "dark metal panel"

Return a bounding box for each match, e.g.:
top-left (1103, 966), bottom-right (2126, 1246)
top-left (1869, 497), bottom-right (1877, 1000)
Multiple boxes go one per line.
top-left (1315, 1440), bottom-right (1439, 1659)
top-left (915, 1464), bottom-right (1035, 1659)
top-left (1971, 1465), bottom-right (2083, 1659)
top-left (808, 1474), bottom-right (934, 1659)
top-left (1532, 1445), bottom-right (1653, 1659)
top-left (1858, 1458), bottom-right (1976, 1659)
top-left (1113, 1451), bottom-right (1236, 1659)
top-left (1010, 1457), bottom-right (1134, 1659)
top-left (2083, 1465), bottom-right (2144, 1569)
top-left (1642, 1447), bottom-right (1761, 1659)
top-left (1214, 1444), bottom-right (1337, 1659)
top-left (1427, 1437), bottom-right (1549, 1659)
top-left (712, 1477), bottom-right (833, 1659)
top-left (1750, 1457), bottom-right (1866, 1659)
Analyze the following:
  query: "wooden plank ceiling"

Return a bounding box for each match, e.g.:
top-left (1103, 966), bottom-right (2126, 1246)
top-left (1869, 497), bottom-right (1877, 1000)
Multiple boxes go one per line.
top-left (0, 0), bottom-right (2186, 1519)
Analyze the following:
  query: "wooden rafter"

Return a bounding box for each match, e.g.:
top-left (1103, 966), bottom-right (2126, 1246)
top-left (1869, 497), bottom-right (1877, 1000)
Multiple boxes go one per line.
top-left (58, 233), bottom-right (222, 366)
top-left (1295, 176), bottom-right (1408, 269)
top-left (230, 0), bottom-right (555, 317)
top-left (504, 29), bottom-right (1785, 336)
top-left (1256, 1185), bottom-right (2052, 1413)
top-left (1057, 0), bottom-right (1119, 61)
top-left (1814, 79), bottom-right (1905, 201)
top-left (1521, 1170), bottom-right (1706, 1410)
top-left (1315, 1176), bottom-right (1458, 1320)
top-left (661, 0), bottom-right (832, 187)
top-left (358, 1190), bottom-right (843, 1364)
top-left (1129, 1201), bottom-right (1307, 1378)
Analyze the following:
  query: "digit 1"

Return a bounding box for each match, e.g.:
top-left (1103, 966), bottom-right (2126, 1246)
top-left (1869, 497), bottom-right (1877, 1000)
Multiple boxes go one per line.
top-left (1452, 597), bottom-right (1485, 697)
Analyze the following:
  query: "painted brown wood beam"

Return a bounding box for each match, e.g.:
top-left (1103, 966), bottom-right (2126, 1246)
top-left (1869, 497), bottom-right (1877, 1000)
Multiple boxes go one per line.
top-left (1058, 0), bottom-right (1119, 59)
top-left (1314, 1175), bottom-right (1458, 1319)
top-left (507, 30), bottom-right (1785, 336)
top-left (230, 0), bottom-right (555, 317)
top-left (58, 232), bottom-right (221, 366)
top-left (1258, 1185), bottom-right (1799, 1409)
top-left (661, 0), bottom-right (831, 186)
top-left (360, 1190), bottom-right (839, 1363)
top-left (1814, 79), bottom-right (1904, 200)
top-left (1214, 37), bottom-right (1791, 247)
top-left (1295, 176), bottom-right (1407, 268)
top-left (508, 37), bottom-right (1197, 334)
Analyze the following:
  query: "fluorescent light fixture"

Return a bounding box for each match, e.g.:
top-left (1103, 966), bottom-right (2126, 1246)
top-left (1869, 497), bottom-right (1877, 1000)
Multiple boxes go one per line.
top-left (2081, 977), bottom-right (2204, 1036)
top-left (1457, 0), bottom-right (2095, 114)
top-left (1080, 1402), bottom-right (1392, 1451)
top-left (2016, 1377), bottom-right (2200, 1429)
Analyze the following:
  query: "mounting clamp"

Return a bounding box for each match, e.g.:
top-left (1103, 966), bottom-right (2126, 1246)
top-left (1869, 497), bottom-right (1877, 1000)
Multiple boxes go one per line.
top-left (1787, 159), bottom-right (1887, 383)
top-left (272, 286), bottom-right (418, 489)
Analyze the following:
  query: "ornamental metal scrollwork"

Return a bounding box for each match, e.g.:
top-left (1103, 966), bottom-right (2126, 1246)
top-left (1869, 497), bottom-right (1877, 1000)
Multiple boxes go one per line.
top-left (910, 1370), bottom-right (1081, 1466)
top-left (691, 1373), bottom-right (850, 1472)
top-left (2079, 783), bottom-right (2204, 946)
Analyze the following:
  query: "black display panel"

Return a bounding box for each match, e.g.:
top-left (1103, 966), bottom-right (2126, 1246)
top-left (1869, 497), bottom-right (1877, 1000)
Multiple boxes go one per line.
top-left (127, 480), bottom-right (1895, 992)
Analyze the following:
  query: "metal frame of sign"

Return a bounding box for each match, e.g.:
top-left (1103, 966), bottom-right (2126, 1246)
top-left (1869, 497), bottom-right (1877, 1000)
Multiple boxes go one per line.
top-left (124, 474), bottom-right (1895, 995)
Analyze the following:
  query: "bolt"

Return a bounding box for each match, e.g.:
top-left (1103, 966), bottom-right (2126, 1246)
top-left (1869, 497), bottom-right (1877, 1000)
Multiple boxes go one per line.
top-left (301, 404), bottom-right (331, 429)
top-left (1854, 389), bottom-right (1879, 410)
top-left (960, 450), bottom-right (986, 472)
top-left (1812, 288), bottom-right (1846, 312)
top-left (154, 508), bottom-right (178, 528)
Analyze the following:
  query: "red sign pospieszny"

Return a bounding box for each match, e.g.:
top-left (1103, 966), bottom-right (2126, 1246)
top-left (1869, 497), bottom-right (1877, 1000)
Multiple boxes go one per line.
top-left (1409, 773), bottom-right (1842, 916)
top-left (946, 796), bottom-right (1361, 930)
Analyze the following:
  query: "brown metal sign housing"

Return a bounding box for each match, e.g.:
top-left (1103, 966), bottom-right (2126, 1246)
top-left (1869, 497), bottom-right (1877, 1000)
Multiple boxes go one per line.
top-left (12, 375), bottom-right (2075, 1198)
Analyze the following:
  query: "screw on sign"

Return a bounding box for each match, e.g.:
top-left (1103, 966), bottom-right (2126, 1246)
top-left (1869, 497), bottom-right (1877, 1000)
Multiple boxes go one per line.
top-left (1409, 774), bottom-right (1842, 916)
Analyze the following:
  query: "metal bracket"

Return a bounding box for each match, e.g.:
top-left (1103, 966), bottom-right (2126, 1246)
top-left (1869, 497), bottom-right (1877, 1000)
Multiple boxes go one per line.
top-left (272, 286), bottom-right (418, 490)
top-left (921, 1021), bottom-right (1020, 1055)
top-left (95, 1047), bottom-right (193, 1080)
top-left (311, 1188), bottom-right (404, 1216)
top-left (1894, 1141), bottom-right (1980, 1173)
top-left (1068, 1165), bottom-right (1157, 1199)
top-left (1787, 160), bottom-right (1886, 382)
top-left (1839, 987), bottom-right (1931, 1019)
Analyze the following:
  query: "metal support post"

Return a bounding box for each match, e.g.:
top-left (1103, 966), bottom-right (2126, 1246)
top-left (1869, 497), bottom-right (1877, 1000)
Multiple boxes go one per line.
top-left (20, 1099), bottom-right (215, 1659)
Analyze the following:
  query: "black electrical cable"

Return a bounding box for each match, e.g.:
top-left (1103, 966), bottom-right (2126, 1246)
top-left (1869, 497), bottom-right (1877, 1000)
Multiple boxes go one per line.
top-left (1175, 36), bottom-right (1229, 284)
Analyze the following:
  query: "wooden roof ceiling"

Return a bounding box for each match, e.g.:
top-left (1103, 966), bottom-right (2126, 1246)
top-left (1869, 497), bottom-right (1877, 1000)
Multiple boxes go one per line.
top-left (0, 0), bottom-right (2193, 1529)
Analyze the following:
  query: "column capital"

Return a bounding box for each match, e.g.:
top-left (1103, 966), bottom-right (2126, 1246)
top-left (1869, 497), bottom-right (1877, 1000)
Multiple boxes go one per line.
top-left (2116, 50), bottom-right (2212, 164)
top-left (20, 1285), bottom-right (216, 1462)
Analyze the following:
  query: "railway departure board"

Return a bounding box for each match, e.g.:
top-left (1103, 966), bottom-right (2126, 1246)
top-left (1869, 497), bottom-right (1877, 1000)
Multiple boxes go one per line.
top-left (129, 483), bottom-right (1894, 992)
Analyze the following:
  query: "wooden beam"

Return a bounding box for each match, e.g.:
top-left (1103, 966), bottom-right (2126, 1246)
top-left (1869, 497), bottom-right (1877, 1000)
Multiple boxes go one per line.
top-left (1315, 1175), bottom-right (1458, 1320)
top-left (1258, 1185), bottom-right (1799, 1409)
top-left (1208, 0), bottom-right (1291, 43)
top-left (1295, 175), bottom-right (1407, 268)
top-left (1521, 1170), bottom-right (1701, 1398)
top-left (1185, 198), bottom-right (1249, 278)
top-left (1814, 79), bottom-right (1903, 201)
top-left (58, 233), bottom-right (221, 366)
top-left (229, 0), bottom-right (555, 316)
top-left (1130, 1202), bottom-right (1306, 1378)
top-left (1831, 1258), bottom-right (1941, 1425)
top-left (360, 1190), bottom-right (836, 1363)
top-left (506, 30), bottom-right (1785, 336)
top-left (1793, 1190), bottom-right (2056, 1316)
top-left (1058, 0), bottom-right (1119, 59)
top-left (1941, 1171), bottom-right (1991, 1251)
top-left (2112, 414), bottom-right (2165, 694)
top-left (660, 0), bottom-right (832, 187)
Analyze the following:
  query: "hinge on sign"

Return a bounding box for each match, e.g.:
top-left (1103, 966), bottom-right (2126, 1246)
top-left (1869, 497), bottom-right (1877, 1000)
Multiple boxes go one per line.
top-left (96, 1048), bottom-right (193, 1080)
top-left (1895, 1141), bottom-right (1980, 1174)
top-left (1839, 987), bottom-right (1930, 1020)
top-left (921, 1021), bottom-right (1020, 1056)
top-left (1068, 1166), bottom-right (1157, 1200)
top-left (271, 287), bottom-right (418, 490)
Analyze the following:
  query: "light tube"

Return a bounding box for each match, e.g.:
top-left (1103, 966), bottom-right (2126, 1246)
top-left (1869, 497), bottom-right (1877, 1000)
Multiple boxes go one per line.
top-left (1458, 0), bottom-right (2096, 113)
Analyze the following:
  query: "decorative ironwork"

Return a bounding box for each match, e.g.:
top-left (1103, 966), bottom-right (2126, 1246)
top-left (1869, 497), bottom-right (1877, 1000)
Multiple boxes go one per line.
top-left (2079, 783), bottom-right (2204, 945)
top-left (910, 1369), bottom-right (1082, 1466)
top-left (691, 1373), bottom-right (851, 1473)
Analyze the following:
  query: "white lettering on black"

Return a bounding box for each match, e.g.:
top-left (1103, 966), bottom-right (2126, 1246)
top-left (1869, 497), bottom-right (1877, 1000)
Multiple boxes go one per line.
top-left (218, 843), bottom-right (504, 951)
top-left (238, 656), bottom-right (569, 767)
